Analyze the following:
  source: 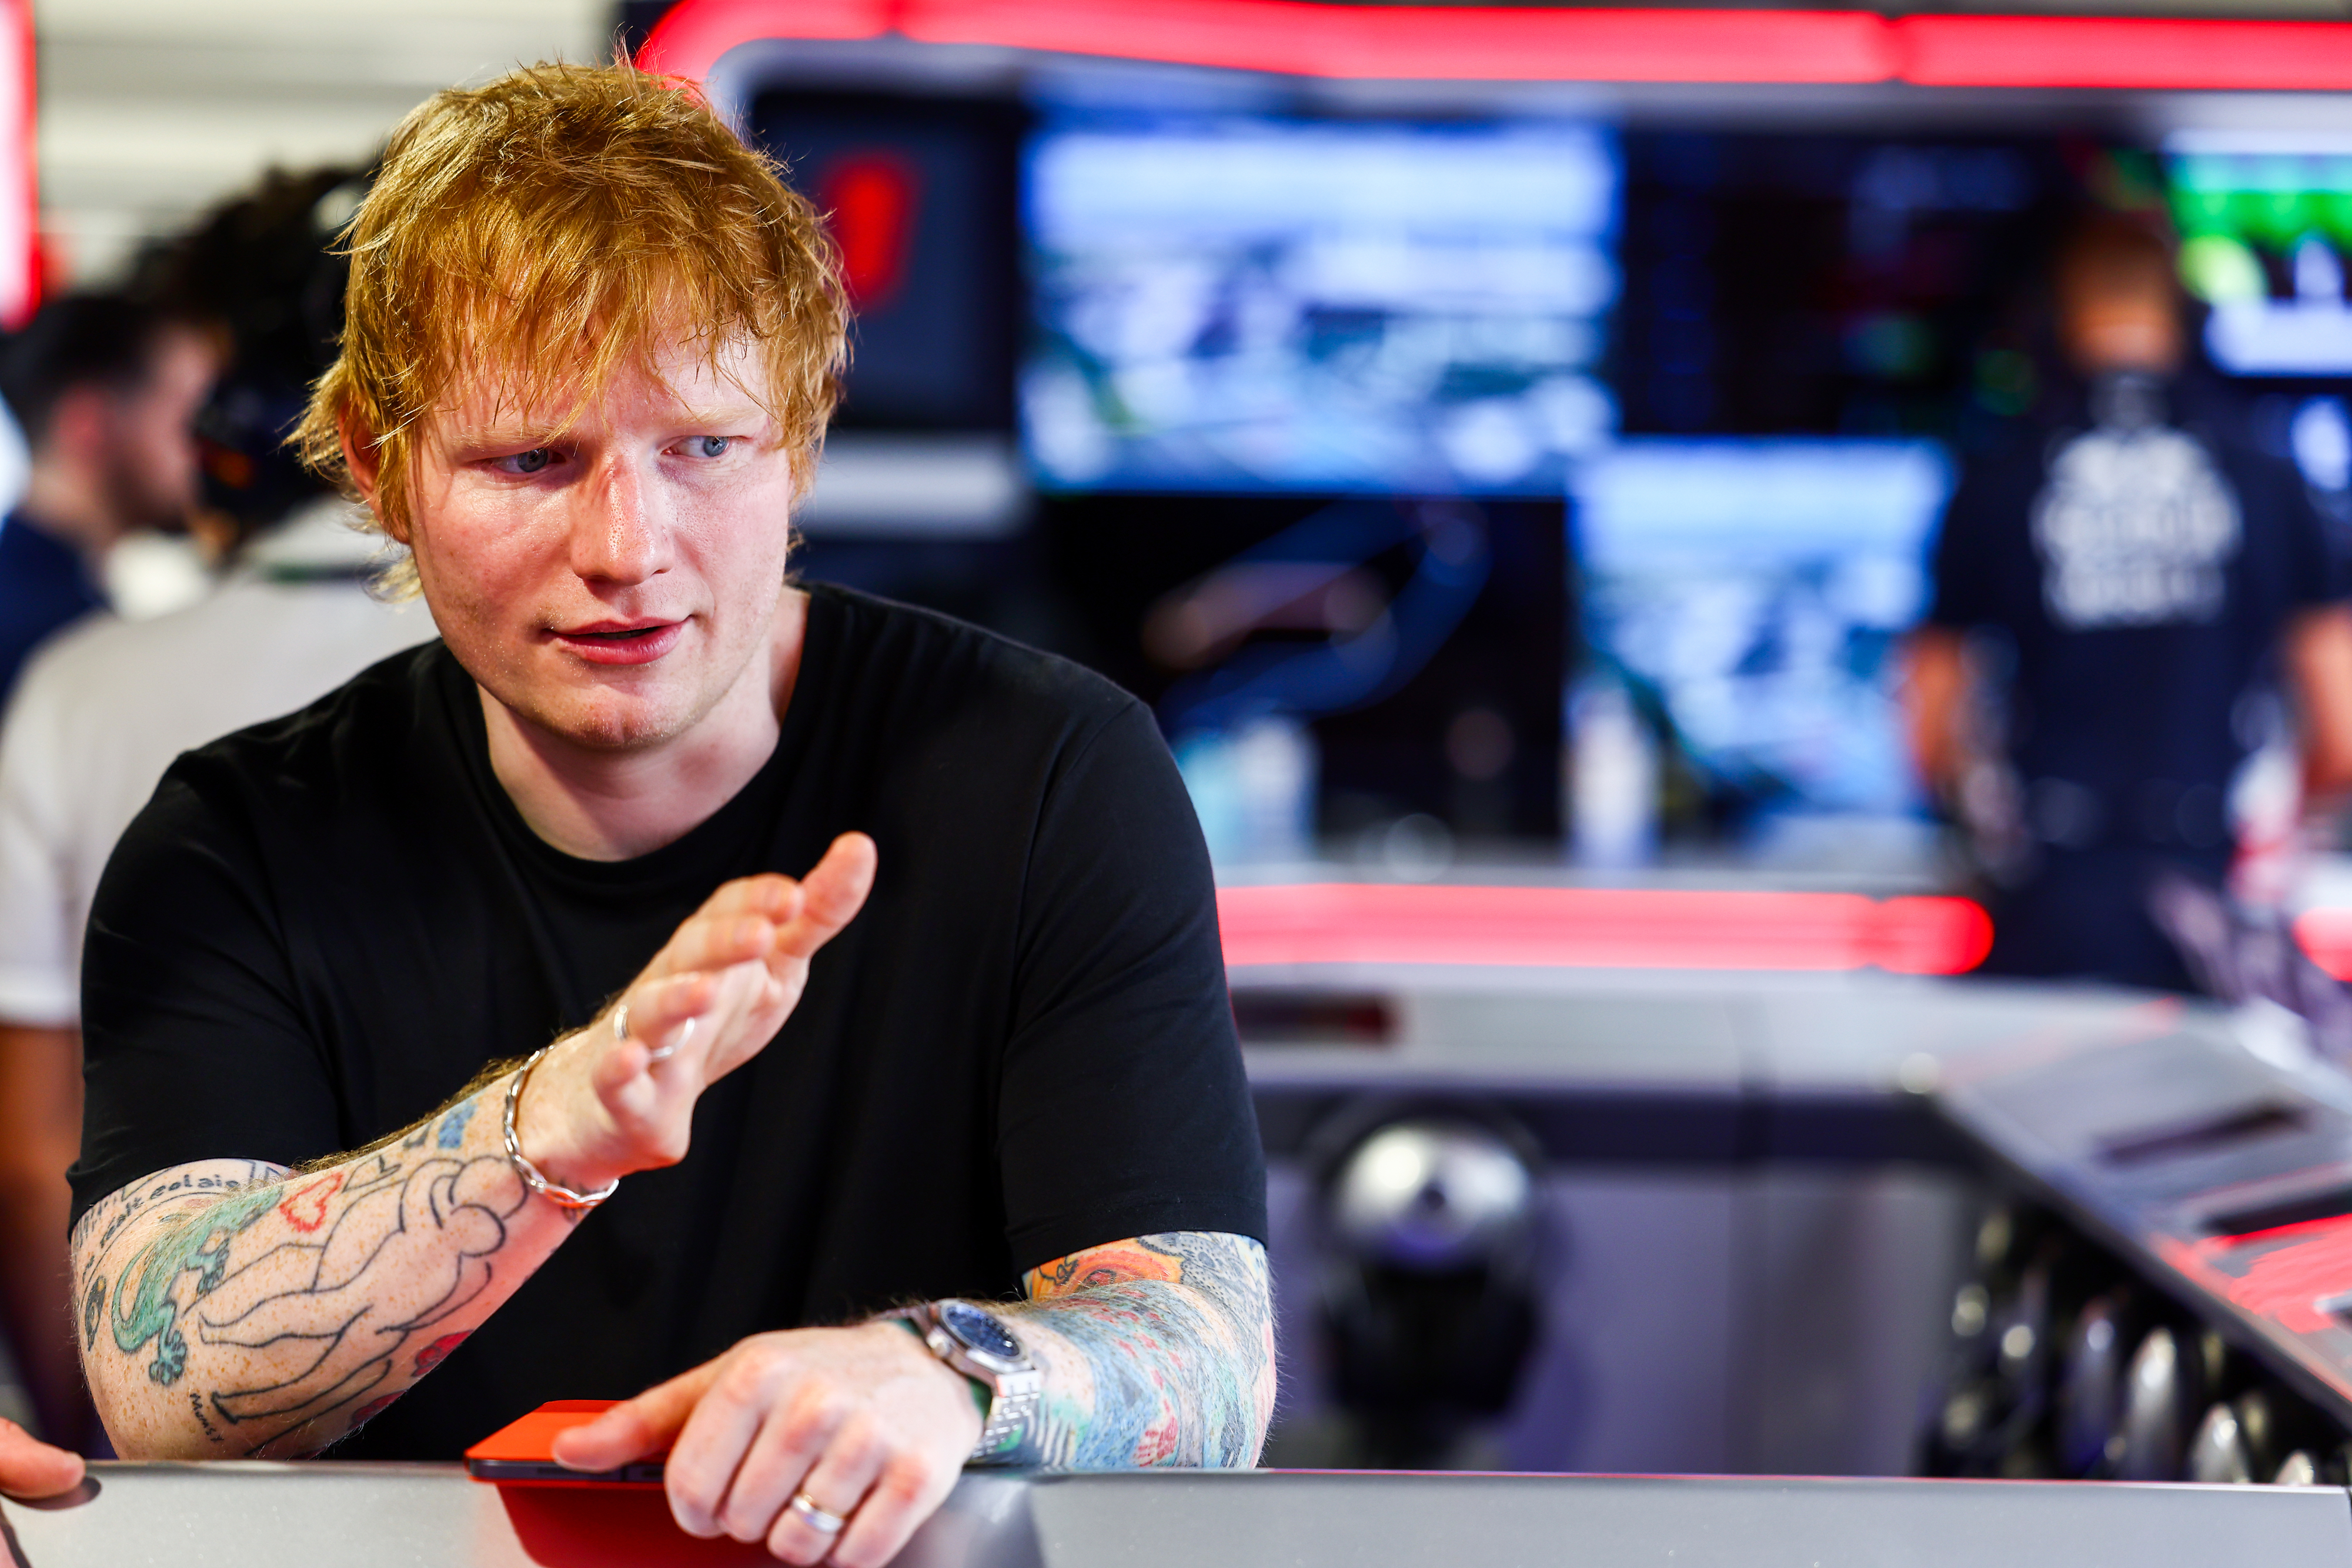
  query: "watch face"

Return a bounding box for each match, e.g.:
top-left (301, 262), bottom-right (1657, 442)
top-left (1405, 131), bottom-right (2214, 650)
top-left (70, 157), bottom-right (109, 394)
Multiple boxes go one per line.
top-left (940, 1299), bottom-right (1022, 1363)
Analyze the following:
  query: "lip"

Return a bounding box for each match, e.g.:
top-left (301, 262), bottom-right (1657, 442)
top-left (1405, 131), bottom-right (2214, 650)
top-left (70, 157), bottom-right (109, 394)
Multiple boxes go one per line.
top-left (547, 618), bottom-right (687, 667)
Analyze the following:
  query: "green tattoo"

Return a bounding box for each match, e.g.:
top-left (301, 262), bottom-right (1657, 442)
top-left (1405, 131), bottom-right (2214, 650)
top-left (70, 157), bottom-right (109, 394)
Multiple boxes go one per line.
top-left (109, 1185), bottom-right (282, 1385)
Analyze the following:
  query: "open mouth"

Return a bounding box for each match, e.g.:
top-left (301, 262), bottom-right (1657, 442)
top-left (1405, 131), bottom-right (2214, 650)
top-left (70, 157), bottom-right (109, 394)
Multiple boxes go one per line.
top-left (551, 619), bottom-right (686, 665)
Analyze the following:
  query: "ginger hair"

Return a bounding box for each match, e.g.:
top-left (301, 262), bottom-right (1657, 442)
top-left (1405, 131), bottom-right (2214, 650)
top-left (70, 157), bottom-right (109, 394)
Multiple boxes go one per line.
top-left (293, 61), bottom-right (847, 591)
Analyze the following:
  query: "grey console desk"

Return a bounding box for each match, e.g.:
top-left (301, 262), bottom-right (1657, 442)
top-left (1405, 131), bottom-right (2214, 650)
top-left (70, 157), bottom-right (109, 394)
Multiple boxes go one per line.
top-left (7, 1464), bottom-right (2350, 1568)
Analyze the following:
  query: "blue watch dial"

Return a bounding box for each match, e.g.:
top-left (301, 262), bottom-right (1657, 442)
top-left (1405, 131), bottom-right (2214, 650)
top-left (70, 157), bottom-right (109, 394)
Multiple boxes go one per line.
top-left (940, 1299), bottom-right (1021, 1362)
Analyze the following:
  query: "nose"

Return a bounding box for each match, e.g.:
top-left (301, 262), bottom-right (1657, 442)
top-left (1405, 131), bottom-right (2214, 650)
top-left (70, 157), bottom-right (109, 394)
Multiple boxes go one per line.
top-left (569, 450), bottom-right (672, 586)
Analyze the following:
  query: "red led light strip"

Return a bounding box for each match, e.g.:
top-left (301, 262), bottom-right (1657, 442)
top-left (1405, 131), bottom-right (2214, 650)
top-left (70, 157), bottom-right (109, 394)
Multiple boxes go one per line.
top-left (641, 0), bottom-right (2352, 92)
top-left (1216, 883), bottom-right (1992, 974)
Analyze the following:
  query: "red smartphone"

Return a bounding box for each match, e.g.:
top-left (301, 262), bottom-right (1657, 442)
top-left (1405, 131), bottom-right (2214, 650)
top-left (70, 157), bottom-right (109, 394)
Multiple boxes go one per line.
top-left (465, 1400), bottom-right (668, 1486)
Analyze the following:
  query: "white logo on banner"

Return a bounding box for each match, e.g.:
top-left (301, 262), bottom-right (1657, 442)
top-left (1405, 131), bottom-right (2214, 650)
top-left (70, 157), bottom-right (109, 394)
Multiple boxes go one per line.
top-left (2030, 426), bottom-right (2241, 629)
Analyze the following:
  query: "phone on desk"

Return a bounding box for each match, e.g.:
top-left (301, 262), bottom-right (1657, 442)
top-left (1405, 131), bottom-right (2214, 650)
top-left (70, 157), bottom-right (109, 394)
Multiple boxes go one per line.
top-left (466, 1400), bottom-right (668, 1486)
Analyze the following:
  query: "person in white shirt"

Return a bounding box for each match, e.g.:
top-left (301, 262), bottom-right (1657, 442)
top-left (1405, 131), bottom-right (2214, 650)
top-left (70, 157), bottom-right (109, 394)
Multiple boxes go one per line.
top-left (0, 499), bottom-right (433, 1447)
top-left (0, 165), bottom-right (427, 1453)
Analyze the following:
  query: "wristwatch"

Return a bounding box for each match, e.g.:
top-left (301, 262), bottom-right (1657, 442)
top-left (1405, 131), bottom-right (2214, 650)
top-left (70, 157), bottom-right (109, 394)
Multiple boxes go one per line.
top-left (887, 1299), bottom-right (1043, 1462)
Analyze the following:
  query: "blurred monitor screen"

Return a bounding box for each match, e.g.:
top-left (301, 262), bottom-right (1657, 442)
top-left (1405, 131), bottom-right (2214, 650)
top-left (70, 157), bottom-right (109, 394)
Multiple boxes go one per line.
top-left (1021, 116), bottom-right (1619, 494)
top-left (751, 91), bottom-right (1018, 430)
top-left (1572, 439), bottom-right (1952, 821)
top-left (2167, 133), bottom-right (2352, 377)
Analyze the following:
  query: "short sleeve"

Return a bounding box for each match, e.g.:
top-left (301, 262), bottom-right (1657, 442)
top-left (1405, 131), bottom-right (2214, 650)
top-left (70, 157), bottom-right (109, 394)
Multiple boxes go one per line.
top-left (69, 761), bottom-right (342, 1223)
top-left (0, 665), bottom-right (81, 1026)
top-left (993, 699), bottom-right (1265, 1272)
top-left (1926, 444), bottom-right (2027, 633)
top-left (2278, 465), bottom-right (2352, 611)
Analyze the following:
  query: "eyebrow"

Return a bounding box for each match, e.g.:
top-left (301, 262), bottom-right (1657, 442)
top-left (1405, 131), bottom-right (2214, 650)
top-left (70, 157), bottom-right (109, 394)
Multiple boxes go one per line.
top-left (441, 406), bottom-right (772, 450)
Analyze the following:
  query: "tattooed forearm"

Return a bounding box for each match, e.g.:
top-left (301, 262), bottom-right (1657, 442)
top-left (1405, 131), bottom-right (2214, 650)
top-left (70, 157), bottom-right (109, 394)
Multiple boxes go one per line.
top-left (993, 1231), bottom-right (1275, 1469)
top-left (69, 1074), bottom-right (576, 1460)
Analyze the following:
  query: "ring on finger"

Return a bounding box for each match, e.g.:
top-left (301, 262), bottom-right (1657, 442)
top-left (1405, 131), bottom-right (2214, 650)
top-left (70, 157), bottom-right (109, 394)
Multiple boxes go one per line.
top-left (612, 1003), bottom-right (632, 1043)
top-left (645, 1014), bottom-right (695, 1065)
top-left (788, 1491), bottom-right (848, 1537)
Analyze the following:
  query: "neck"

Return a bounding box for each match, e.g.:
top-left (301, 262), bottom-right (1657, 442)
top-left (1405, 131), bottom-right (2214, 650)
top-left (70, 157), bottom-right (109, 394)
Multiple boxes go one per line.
top-left (482, 587), bottom-right (808, 861)
top-left (19, 461), bottom-right (126, 564)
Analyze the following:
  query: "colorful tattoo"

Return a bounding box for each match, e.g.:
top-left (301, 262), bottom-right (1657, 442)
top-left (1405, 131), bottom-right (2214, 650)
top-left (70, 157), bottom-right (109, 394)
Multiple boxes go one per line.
top-left (1004, 1231), bottom-right (1275, 1469)
top-left (70, 1079), bottom-right (539, 1459)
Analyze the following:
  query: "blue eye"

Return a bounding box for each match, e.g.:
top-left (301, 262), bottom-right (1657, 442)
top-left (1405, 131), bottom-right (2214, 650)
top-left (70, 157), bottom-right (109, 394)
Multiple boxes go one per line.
top-left (693, 436), bottom-right (731, 458)
top-left (505, 449), bottom-right (554, 475)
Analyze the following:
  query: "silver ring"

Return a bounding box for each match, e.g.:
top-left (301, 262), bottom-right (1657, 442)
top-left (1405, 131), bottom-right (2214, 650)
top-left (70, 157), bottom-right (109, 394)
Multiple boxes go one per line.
top-left (789, 1491), bottom-right (847, 1536)
top-left (645, 1014), bottom-right (694, 1065)
top-left (612, 1003), bottom-right (631, 1042)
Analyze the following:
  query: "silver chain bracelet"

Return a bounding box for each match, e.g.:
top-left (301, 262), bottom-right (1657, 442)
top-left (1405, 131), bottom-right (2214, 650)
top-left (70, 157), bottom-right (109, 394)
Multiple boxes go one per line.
top-left (502, 1041), bottom-right (620, 1211)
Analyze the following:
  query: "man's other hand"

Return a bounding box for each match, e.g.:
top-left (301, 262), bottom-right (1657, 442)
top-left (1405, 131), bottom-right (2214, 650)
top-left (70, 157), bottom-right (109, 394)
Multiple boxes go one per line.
top-left (516, 832), bottom-right (877, 1192)
top-left (0, 1417), bottom-right (83, 1499)
top-left (551, 1321), bottom-right (981, 1566)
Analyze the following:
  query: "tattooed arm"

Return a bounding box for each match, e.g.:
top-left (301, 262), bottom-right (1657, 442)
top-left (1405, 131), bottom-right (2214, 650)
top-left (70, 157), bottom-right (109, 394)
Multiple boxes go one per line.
top-left (999, 1231), bottom-right (1273, 1468)
top-left (552, 1230), bottom-right (1272, 1568)
top-left (71, 841), bottom-right (876, 1461)
top-left (71, 1094), bottom-right (550, 1459)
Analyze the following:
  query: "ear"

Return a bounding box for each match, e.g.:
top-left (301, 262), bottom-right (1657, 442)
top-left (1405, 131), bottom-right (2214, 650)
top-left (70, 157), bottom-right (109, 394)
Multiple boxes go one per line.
top-left (338, 413), bottom-right (405, 543)
top-left (41, 386), bottom-right (112, 466)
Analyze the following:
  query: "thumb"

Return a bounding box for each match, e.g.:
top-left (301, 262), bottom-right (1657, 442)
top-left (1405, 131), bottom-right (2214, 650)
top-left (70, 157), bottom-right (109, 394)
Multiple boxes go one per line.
top-left (550, 1362), bottom-right (722, 1472)
top-left (771, 832), bottom-right (877, 961)
top-left (0, 1419), bottom-right (84, 1499)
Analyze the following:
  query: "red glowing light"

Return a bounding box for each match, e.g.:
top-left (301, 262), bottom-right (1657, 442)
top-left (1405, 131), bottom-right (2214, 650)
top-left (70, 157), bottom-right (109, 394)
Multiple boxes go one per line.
top-left (902, 1), bottom-right (1893, 84)
top-left (1217, 884), bottom-right (1991, 974)
top-left (1899, 15), bottom-right (2352, 92)
top-left (637, 0), bottom-right (2352, 93)
top-left (820, 152), bottom-right (922, 310)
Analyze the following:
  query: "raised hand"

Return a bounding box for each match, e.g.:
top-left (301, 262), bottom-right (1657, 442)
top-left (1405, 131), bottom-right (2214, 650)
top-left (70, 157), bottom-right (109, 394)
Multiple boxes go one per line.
top-left (515, 831), bottom-right (877, 1193)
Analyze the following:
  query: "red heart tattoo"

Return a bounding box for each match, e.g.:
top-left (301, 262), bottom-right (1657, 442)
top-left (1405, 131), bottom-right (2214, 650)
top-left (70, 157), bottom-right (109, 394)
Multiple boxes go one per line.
top-left (276, 1171), bottom-right (346, 1233)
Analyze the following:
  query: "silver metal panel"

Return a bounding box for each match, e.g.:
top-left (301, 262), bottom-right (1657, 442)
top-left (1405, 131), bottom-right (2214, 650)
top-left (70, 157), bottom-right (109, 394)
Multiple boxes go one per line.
top-left (1024, 1471), bottom-right (2352, 1568)
top-left (11, 1465), bottom-right (2347, 1568)
top-left (1729, 1166), bottom-right (1973, 1476)
top-left (0, 1464), bottom-right (1036, 1568)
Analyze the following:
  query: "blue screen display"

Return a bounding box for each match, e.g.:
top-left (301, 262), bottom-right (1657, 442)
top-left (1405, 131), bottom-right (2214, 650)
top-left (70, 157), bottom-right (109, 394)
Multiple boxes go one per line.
top-left (1022, 116), bottom-right (1620, 494)
top-left (1572, 439), bottom-right (1953, 820)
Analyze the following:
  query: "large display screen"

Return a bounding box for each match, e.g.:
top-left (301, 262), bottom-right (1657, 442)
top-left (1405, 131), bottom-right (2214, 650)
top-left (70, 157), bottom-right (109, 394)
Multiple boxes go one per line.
top-left (1572, 438), bottom-right (1952, 823)
top-left (1022, 116), bottom-right (1619, 494)
top-left (2167, 132), bottom-right (2352, 377)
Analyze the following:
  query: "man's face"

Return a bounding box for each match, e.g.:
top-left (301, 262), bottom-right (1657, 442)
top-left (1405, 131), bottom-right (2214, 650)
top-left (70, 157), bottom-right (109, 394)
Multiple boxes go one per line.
top-left (102, 326), bottom-right (217, 530)
top-left (397, 333), bottom-right (798, 753)
top-left (2059, 265), bottom-right (2183, 379)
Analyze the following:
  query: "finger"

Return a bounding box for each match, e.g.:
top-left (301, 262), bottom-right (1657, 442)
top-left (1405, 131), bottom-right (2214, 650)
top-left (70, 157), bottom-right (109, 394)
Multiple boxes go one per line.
top-left (720, 1391), bottom-right (861, 1546)
top-left (826, 1452), bottom-right (958, 1568)
top-left (764, 1412), bottom-right (889, 1566)
top-left (770, 833), bottom-right (877, 962)
top-left (607, 973), bottom-right (717, 1068)
top-left (0, 1419), bottom-right (83, 1499)
top-left (691, 874), bottom-right (801, 923)
top-left (670, 1366), bottom-right (846, 1540)
top-left (664, 911), bottom-right (788, 979)
top-left (551, 1360), bottom-right (723, 1472)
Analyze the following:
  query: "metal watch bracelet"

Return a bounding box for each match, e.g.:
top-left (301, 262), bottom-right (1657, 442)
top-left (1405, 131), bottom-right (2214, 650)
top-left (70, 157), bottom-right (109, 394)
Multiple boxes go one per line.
top-left (887, 1301), bottom-right (1043, 1462)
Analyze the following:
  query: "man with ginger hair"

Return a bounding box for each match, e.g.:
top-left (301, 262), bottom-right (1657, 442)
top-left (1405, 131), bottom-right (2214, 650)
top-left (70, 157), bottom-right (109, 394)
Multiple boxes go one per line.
top-left (69, 62), bottom-right (1269, 1565)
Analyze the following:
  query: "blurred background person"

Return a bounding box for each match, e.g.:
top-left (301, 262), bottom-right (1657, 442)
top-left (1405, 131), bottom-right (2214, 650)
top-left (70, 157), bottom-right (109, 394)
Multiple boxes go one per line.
top-left (0, 166), bottom-right (434, 1453)
top-left (1906, 210), bottom-right (2352, 993)
top-left (0, 293), bottom-right (217, 707)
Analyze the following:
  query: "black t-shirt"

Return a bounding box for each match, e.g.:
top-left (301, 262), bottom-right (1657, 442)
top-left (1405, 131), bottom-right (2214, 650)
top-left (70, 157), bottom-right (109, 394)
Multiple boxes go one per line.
top-left (1928, 378), bottom-right (2348, 833)
top-left (71, 581), bottom-right (1265, 1460)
